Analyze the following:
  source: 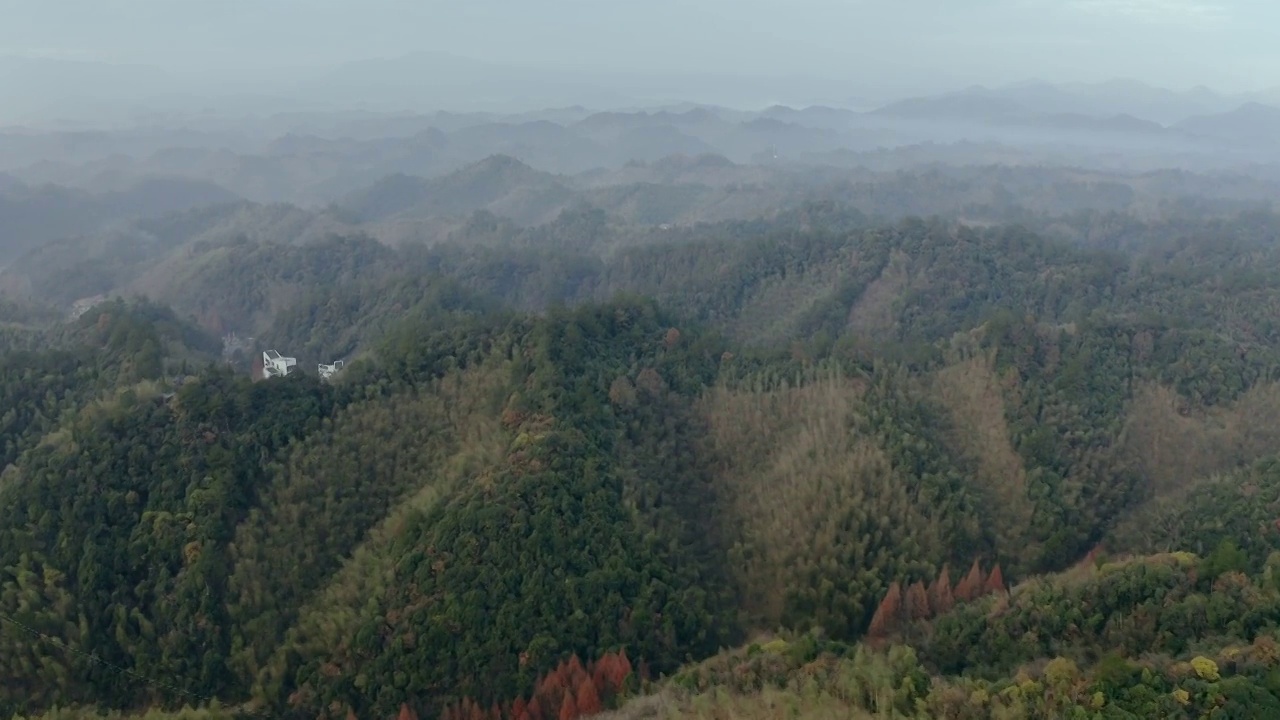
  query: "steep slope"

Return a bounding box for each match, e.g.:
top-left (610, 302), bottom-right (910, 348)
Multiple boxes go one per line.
top-left (1110, 456), bottom-right (1280, 567)
top-left (8, 206), bottom-right (1280, 720)
top-left (700, 367), bottom-right (978, 636)
top-left (0, 202), bottom-right (358, 308)
top-left (275, 302), bottom-right (735, 718)
top-left (227, 362), bottom-right (514, 689)
top-left (126, 234), bottom-right (400, 337)
top-left (618, 550), bottom-right (1280, 719)
top-left (0, 300), bottom-right (738, 720)
top-left (0, 299), bottom-right (219, 469)
top-left (255, 272), bottom-right (500, 369)
top-left (0, 371), bottom-right (339, 715)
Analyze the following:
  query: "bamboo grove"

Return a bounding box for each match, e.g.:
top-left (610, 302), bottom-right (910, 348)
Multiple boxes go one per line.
top-left (5, 206), bottom-right (1280, 718)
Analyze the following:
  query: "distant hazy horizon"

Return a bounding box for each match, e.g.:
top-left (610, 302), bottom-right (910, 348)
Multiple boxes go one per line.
top-left (4, 0), bottom-right (1280, 125)
top-left (6, 0), bottom-right (1280, 87)
top-left (1, 52), bottom-right (1277, 128)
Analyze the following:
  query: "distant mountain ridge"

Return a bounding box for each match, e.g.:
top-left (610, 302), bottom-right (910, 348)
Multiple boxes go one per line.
top-left (862, 83), bottom-right (1280, 158)
top-left (2, 75), bottom-right (1279, 211)
top-left (335, 154), bottom-right (576, 225)
top-left (872, 94), bottom-right (1028, 122)
top-left (6, 51), bottom-right (1276, 127)
top-left (0, 175), bottom-right (240, 264)
top-left (868, 80), bottom-right (1270, 127)
top-left (1176, 102), bottom-right (1280, 147)
top-left (1026, 113), bottom-right (1165, 134)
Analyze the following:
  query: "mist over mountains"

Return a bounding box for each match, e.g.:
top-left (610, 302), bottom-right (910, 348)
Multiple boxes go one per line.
top-left (11, 29), bottom-right (1280, 719)
top-left (3, 51), bottom-right (1278, 126)
top-left (3, 57), bottom-right (1279, 297)
top-left (0, 52), bottom-right (871, 125)
top-left (0, 59), bottom-right (1277, 225)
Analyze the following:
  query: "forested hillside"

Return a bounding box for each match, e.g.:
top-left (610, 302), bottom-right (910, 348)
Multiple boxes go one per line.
top-left (0, 178), bottom-right (240, 266)
top-left (6, 195), bottom-right (1280, 719)
top-left (5, 159), bottom-right (1276, 319)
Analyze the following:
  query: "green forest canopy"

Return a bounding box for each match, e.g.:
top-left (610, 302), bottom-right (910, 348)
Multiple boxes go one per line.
top-left (5, 205), bottom-right (1280, 718)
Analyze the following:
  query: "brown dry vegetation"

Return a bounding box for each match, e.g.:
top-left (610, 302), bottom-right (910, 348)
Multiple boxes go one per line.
top-left (594, 687), bottom-right (882, 720)
top-left (727, 263), bottom-right (844, 347)
top-left (700, 369), bottom-right (866, 624)
top-left (845, 250), bottom-right (909, 339)
top-left (594, 640), bottom-right (922, 720)
top-left (699, 367), bottom-right (946, 632)
top-left (229, 362), bottom-right (513, 694)
top-left (1120, 381), bottom-right (1280, 499)
top-left (931, 347), bottom-right (1038, 563)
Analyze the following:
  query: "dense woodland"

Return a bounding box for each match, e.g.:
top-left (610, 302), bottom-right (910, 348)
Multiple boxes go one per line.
top-left (5, 158), bottom-right (1280, 720)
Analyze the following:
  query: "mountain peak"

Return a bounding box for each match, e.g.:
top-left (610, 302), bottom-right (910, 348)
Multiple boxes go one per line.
top-left (871, 93), bottom-right (1026, 120)
top-left (471, 153), bottom-right (532, 171)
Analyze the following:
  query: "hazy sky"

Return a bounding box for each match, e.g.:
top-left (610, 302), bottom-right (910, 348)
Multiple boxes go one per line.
top-left (2, 0), bottom-right (1278, 92)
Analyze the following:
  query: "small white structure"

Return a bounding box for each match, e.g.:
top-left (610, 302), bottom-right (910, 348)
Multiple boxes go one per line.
top-left (318, 360), bottom-right (344, 381)
top-left (262, 350), bottom-right (297, 379)
top-left (69, 294), bottom-right (108, 320)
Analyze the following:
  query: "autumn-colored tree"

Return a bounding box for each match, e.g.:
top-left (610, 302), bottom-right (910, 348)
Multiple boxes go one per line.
top-left (500, 406), bottom-right (526, 429)
top-left (954, 559), bottom-right (986, 602)
top-left (616, 650), bottom-right (633, 687)
top-left (608, 376), bottom-right (637, 407)
top-left (929, 565), bottom-right (954, 615)
top-left (663, 327), bottom-right (681, 348)
top-left (590, 660), bottom-right (607, 697)
top-left (526, 697), bottom-right (544, 720)
top-left (906, 580), bottom-right (931, 621)
top-left (512, 697), bottom-right (529, 720)
top-left (535, 665), bottom-right (567, 710)
top-left (985, 563), bottom-right (1006, 595)
top-left (1254, 635), bottom-right (1280, 666)
top-left (346, 710), bottom-right (358, 720)
top-left (397, 702), bottom-right (419, 720)
top-left (559, 690), bottom-right (578, 720)
top-left (575, 677), bottom-right (602, 715)
top-left (538, 665), bottom-right (561, 693)
top-left (867, 581), bottom-right (902, 637)
top-left (635, 367), bottom-right (667, 396)
top-left (591, 650), bottom-right (632, 698)
top-left (1080, 544), bottom-right (1104, 568)
top-left (567, 655), bottom-right (589, 688)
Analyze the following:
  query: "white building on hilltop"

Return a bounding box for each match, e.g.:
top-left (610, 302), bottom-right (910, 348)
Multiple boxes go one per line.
top-left (69, 294), bottom-right (108, 320)
top-left (262, 350), bottom-right (297, 379)
top-left (318, 360), bottom-right (344, 381)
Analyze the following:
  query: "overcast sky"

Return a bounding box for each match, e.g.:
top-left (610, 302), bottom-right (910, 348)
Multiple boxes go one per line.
top-left (2, 0), bottom-right (1278, 93)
